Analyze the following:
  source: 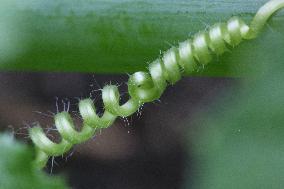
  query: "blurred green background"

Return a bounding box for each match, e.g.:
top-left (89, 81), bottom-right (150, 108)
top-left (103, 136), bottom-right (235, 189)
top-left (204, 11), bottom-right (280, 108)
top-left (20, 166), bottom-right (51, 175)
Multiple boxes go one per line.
top-left (185, 30), bottom-right (284, 189)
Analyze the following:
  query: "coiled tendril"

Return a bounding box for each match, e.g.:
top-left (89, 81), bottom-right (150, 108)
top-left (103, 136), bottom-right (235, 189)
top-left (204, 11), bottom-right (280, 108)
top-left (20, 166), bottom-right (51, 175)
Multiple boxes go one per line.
top-left (29, 0), bottom-right (284, 168)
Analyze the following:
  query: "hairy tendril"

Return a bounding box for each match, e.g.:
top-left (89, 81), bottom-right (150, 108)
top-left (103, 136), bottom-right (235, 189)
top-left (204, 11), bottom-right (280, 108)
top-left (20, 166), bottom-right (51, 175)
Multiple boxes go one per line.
top-left (29, 0), bottom-right (284, 169)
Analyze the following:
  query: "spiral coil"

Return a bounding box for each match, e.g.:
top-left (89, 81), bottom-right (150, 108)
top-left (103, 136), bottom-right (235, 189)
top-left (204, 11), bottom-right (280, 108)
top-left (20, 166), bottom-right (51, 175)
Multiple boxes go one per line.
top-left (29, 0), bottom-right (284, 168)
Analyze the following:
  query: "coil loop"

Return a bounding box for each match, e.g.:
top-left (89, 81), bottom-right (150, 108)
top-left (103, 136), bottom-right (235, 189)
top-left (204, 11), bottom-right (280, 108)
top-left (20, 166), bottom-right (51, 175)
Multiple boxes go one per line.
top-left (29, 0), bottom-right (284, 168)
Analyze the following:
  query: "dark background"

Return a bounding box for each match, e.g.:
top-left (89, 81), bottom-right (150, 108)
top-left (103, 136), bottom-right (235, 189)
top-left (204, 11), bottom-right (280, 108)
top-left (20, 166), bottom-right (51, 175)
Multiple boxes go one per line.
top-left (0, 72), bottom-right (239, 189)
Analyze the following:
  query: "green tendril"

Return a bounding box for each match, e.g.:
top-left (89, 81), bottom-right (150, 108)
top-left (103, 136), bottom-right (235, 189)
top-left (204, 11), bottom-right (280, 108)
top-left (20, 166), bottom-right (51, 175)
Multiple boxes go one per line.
top-left (29, 0), bottom-right (284, 169)
top-left (246, 0), bottom-right (284, 39)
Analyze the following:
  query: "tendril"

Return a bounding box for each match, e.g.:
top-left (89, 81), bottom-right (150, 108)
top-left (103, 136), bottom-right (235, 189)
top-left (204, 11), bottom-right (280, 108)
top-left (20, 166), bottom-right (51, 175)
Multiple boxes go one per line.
top-left (29, 0), bottom-right (284, 168)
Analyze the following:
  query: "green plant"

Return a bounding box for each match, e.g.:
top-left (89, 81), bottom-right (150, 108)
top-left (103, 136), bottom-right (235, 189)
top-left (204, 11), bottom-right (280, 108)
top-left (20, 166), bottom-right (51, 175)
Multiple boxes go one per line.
top-left (28, 0), bottom-right (284, 169)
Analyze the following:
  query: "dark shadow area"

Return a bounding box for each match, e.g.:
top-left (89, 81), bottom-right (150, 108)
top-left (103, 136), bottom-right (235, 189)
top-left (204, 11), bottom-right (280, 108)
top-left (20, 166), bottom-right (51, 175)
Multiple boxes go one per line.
top-left (0, 72), bottom-right (240, 189)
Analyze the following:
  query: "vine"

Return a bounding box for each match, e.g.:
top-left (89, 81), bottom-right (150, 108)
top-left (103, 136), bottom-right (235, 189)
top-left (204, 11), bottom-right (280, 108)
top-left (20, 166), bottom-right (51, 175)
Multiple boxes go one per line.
top-left (29, 0), bottom-right (284, 168)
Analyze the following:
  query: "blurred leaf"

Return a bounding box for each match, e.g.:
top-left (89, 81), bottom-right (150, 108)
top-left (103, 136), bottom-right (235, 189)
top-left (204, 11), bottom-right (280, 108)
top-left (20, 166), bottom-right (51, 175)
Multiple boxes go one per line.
top-left (186, 27), bottom-right (284, 188)
top-left (0, 134), bottom-right (67, 189)
top-left (0, 0), bottom-right (283, 76)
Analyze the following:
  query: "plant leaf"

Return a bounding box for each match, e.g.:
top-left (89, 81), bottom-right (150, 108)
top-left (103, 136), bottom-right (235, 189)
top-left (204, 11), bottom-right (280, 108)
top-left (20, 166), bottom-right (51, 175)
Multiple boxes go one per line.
top-left (0, 0), bottom-right (283, 76)
top-left (0, 134), bottom-right (67, 189)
